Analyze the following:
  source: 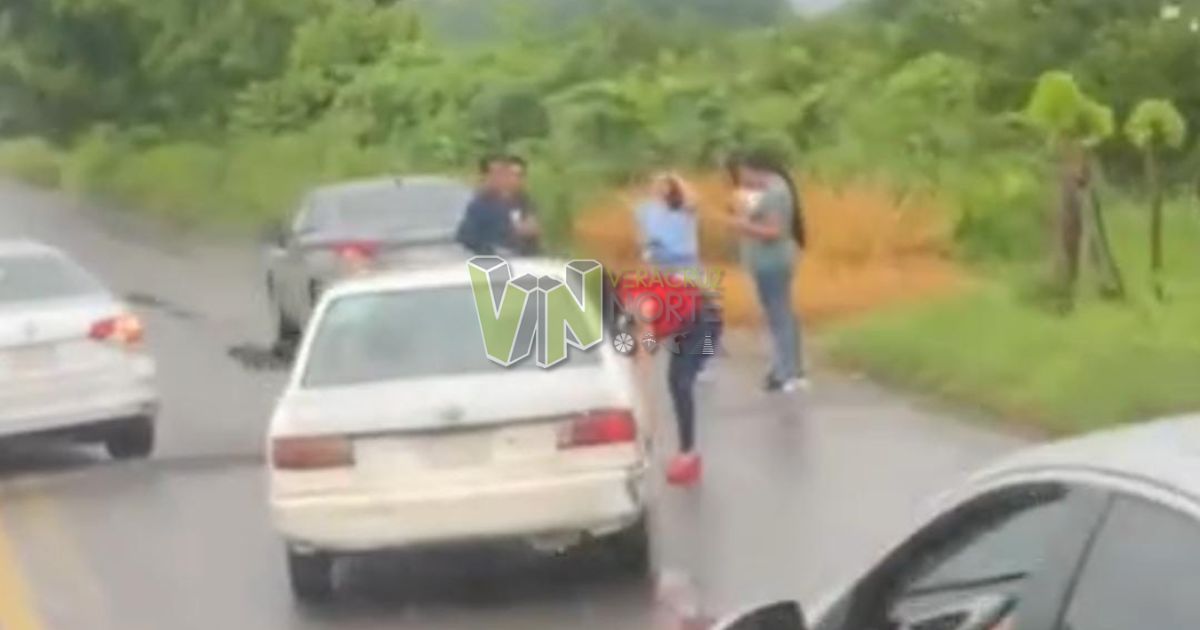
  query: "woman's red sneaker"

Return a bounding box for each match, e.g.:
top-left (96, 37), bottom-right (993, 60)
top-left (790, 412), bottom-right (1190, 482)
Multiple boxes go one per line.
top-left (666, 453), bottom-right (702, 486)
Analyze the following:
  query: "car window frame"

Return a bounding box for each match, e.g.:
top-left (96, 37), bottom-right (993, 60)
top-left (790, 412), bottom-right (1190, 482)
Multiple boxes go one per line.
top-left (291, 193), bottom-right (320, 237)
top-left (1054, 482), bottom-right (1200, 630)
top-left (0, 250), bottom-right (108, 303)
top-left (823, 480), bottom-right (1109, 630)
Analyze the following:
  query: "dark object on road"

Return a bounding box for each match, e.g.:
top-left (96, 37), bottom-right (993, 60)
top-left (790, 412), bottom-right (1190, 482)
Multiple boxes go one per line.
top-left (262, 175), bottom-right (472, 350)
top-left (227, 343), bottom-right (292, 372)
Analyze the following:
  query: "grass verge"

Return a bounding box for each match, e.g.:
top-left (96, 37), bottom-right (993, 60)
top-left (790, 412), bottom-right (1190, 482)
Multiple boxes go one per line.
top-left (827, 201), bottom-right (1200, 435)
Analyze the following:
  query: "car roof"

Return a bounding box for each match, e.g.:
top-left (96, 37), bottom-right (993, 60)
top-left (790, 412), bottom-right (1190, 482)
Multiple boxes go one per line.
top-left (323, 257), bottom-right (588, 299)
top-left (972, 414), bottom-right (1200, 496)
top-left (0, 239), bottom-right (65, 258)
top-left (311, 175), bottom-right (470, 197)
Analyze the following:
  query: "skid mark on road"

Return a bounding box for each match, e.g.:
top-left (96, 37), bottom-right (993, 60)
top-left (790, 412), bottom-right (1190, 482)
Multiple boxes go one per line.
top-left (0, 505), bottom-right (44, 630)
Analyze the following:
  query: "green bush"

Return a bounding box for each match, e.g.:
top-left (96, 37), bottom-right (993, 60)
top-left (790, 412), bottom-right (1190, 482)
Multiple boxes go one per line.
top-left (104, 142), bottom-right (226, 222)
top-left (60, 125), bottom-right (128, 195)
top-left (0, 138), bottom-right (63, 187)
top-left (829, 199), bottom-right (1200, 432)
top-left (949, 158), bottom-right (1049, 260)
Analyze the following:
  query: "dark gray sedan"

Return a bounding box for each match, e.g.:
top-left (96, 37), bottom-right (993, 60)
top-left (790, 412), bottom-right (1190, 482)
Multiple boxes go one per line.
top-left (262, 175), bottom-right (473, 348)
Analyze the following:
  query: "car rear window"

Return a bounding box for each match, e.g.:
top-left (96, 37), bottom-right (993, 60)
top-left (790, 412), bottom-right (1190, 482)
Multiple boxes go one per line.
top-left (0, 253), bottom-right (102, 304)
top-left (302, 284), bottom-right (602, 388)
top-left (314, 182), bottom-right (472, 236)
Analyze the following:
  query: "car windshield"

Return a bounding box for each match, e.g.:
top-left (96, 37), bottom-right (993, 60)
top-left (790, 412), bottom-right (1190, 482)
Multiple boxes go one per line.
top-left (312, 181), bottom-right (471, 237)
top-left (0, 253), bottom-right (102, 304)
top-left (303, 284), bottom-right (602, 388)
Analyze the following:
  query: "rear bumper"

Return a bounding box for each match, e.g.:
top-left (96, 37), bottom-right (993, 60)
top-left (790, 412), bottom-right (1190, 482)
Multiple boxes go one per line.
top-left (0, 362), bottom-right (158, 439)
top-left (272, 467), bottom-right (647, 553)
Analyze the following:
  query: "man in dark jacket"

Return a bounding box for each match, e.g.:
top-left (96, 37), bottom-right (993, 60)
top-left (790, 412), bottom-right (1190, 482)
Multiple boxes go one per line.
top-left (456, 154), bottom-right (541, 256)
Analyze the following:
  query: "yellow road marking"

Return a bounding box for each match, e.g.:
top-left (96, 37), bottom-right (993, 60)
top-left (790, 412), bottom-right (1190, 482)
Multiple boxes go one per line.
top-left (0, 507), bottom-right (45, 630)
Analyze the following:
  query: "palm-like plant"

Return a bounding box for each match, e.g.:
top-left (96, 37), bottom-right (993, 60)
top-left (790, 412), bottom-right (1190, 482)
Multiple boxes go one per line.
top-left (1024, 71), bottom-right (1122, 309)
top-left (1125, 99), bottom-right (1188, 300)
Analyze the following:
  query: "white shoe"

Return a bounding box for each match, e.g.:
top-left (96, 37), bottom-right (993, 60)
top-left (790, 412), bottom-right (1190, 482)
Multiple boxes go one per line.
top-left (781, 377), bottom-right (811, 393)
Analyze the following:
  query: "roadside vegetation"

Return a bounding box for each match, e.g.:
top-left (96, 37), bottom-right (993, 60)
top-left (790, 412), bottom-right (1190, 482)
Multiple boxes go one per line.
top-left (3, 0), bottom-right (1200, 432)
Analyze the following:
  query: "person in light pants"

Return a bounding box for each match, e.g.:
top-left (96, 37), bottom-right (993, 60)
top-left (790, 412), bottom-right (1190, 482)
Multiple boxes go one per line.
top-left (722, 150), bottom-right (808, 393)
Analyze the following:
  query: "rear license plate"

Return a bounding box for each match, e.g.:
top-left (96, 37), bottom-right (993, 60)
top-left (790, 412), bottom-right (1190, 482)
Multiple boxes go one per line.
top-left (4, 346), bottom-right (57, 374)
top-left (421, 433), bottom-right (494, 470)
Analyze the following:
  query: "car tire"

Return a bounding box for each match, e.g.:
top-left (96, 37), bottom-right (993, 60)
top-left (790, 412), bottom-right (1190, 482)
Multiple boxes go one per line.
top-left (105, 416), bottom-right (154, 460)
top-left (605, 518), bottom-right (651, 576)
top-left (268, 279), bottom-right (301, 348)
top-left (275, 308), bottom-right (301, 349)
top-left (287, 548), bottom-right (334, 603)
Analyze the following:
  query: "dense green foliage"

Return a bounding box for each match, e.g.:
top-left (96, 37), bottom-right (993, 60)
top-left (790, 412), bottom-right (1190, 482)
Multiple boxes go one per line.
top-left (1, 0), bottom-right (1198, 250)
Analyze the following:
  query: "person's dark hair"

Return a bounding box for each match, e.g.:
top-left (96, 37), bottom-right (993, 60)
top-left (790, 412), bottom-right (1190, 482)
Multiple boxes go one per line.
top-left (478, 153), bottom-right (527, 174)
top-left (740, 148), bottom-right (806, 248)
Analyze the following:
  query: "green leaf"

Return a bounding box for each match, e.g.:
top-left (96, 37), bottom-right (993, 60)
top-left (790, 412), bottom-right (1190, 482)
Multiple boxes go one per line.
top-left (1126, 98), bottom-right (1188, 151)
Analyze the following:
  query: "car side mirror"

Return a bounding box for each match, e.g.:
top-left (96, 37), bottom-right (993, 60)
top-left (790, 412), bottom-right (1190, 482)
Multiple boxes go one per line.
top-left (717, 601), bottom-right (807, 630)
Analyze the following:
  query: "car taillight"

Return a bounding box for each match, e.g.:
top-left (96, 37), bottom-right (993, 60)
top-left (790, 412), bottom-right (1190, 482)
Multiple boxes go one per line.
top-left (331, 241), bottom-right (379, 266)
top-left (559, 409), bottom-right (637, 449)
top-left (271, 436), bottom-right (355, 470)
top-left (89, 313), bottom-right (144, 346)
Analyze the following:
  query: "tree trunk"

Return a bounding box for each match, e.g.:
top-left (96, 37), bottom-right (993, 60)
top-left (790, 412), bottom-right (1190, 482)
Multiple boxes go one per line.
top-left (1147, 149), bottom-right (1165, 300)
top-left (1055, 152), bottom-right (1084, 310)
top-left (1088, 181), bottom-right (1125, 300)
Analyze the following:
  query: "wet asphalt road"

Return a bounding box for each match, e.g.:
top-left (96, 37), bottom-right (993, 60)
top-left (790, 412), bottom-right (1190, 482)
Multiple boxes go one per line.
top-left (0, 180), bottom-right (1026, 629)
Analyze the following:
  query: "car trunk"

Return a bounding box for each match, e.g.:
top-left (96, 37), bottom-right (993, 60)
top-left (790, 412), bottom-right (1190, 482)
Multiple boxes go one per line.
top-left (0, 297), bottom-right (139, 419)
top-left (274, 365), bottom-right (640, 494)
top-left (298, 232), bottom-right (464, 276)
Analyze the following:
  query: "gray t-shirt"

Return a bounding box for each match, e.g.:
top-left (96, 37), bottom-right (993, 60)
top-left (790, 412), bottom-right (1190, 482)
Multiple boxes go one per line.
top-left (740, 174), bottom-right (797, 272)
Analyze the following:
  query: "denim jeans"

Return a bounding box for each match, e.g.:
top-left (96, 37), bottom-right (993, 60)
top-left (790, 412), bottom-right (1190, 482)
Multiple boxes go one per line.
top-left (753, 266), bottom-right (802, 381)
top-left (667, 313), bottom-right (722, 453)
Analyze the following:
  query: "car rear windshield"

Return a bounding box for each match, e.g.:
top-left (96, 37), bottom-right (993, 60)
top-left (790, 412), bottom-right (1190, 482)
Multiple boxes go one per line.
top-left (0, 253), bottom-right (102, 304)
top-left (314, 182), bottom-right (472, 236)
top-left (302, 285), bottom-right (603, 388)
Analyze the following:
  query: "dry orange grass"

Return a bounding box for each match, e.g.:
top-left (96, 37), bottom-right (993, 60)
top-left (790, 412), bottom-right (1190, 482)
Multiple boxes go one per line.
top-left (573, 173), bottom-right (966, 326)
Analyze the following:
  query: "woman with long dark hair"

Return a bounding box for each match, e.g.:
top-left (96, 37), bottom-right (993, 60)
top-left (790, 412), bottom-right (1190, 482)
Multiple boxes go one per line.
top-left (722, 149), bottom-right (807, 392)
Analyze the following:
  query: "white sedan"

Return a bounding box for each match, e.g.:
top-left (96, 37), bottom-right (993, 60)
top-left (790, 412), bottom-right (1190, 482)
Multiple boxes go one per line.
top-left (267, 260), bottom-right (649, 601)
top-left (0, 240), bottom-right (157, 458)
top-left (719, 415), bottom-right (1200, 630)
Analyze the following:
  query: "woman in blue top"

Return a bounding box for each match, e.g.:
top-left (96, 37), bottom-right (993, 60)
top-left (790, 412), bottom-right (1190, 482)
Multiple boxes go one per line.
top-left (636, 172), bottom-right (700, 271)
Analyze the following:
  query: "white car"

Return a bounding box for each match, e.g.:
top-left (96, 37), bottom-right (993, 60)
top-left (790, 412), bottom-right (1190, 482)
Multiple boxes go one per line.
top-left (267, 260), bottom-right (649, 601)
top-left (718, 415), bottom-right (1200, 630)
top-left (0, 240), bottom-right (157, 458)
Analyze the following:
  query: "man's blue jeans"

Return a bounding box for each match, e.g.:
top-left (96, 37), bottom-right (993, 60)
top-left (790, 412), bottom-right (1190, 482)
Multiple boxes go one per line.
top-left (753, 266), bottom-right (802, 381)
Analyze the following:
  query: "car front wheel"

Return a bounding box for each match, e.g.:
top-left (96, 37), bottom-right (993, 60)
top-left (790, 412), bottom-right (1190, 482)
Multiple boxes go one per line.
top-left (105, 416), bottom-right (154, 460)
top-left (268, 278), bottom-right (301, 350)
top-left (287, 548), bottom-right (334, 603)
